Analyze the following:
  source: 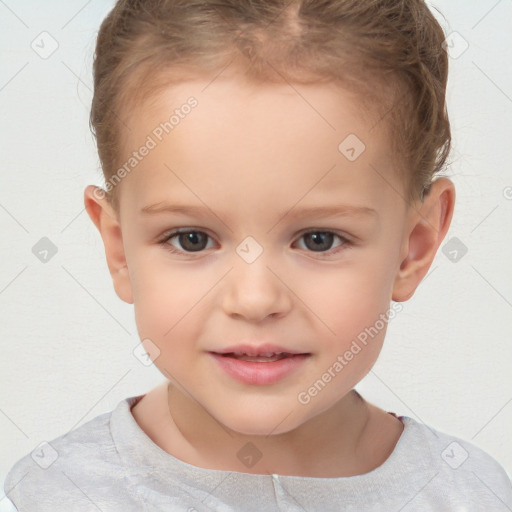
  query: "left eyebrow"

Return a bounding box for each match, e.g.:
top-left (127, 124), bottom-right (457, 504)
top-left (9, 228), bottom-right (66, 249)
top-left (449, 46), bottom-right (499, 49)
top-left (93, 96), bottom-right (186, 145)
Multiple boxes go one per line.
top-left (279, 204), bottom-right (378, 221)
top-left (140, 202), bottom-right (378, 220)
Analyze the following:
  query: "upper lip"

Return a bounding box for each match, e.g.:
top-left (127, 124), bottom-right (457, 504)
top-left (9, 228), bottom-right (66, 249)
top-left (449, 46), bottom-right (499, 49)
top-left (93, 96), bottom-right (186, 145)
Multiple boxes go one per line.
top-left (209, 343), bottom-right (310, 356)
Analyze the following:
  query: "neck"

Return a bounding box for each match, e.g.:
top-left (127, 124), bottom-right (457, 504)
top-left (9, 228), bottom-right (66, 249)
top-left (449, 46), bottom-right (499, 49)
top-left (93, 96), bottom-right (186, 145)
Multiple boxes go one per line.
top-left (166, 383), bottom-right (372, 477)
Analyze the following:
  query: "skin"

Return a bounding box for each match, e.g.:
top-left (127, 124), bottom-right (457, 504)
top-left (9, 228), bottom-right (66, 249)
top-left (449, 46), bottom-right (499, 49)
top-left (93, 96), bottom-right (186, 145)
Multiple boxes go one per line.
top-left (84, 72), bottom-right (455, 478)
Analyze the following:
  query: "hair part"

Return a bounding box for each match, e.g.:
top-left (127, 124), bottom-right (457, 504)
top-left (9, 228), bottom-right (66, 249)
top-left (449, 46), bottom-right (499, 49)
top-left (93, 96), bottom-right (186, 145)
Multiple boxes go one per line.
top-left (90, 0), bottom-right (452, 213)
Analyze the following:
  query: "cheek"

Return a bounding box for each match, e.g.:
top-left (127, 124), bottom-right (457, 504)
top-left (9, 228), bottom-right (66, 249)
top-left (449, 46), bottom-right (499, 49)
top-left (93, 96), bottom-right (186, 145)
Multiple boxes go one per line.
top-left (302, 258), bottom-right (394, 332)
top-left (129, 256), bottom-right (216, 363)
top-left (128, 254), bottom-right (183, 336)
top-left (298, 254), bottom-right (396, 384)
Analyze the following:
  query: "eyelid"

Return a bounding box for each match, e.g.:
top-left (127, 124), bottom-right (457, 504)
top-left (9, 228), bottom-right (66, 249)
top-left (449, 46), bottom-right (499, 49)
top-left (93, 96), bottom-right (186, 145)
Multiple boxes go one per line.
top-left (297, 228), bottom-right (352, 241)
top-left (157, 226), bottom-right (215, 242)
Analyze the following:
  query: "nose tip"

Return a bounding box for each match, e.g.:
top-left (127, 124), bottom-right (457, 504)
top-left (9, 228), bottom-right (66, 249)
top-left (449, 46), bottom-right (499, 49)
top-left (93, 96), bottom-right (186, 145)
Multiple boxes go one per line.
top-left (221, 259), bottom-right (292, 322)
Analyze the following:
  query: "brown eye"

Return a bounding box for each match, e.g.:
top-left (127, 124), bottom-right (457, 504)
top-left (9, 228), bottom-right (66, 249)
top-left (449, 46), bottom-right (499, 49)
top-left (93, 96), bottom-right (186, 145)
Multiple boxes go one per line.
top-left (294, 230), bottom-right (348, 256)
top-left (303, 232), bottom-right (335, 252)
top-left (176, 232), bottom-right (208, 251)
top-left (162, 230), bottom-right (214, 253)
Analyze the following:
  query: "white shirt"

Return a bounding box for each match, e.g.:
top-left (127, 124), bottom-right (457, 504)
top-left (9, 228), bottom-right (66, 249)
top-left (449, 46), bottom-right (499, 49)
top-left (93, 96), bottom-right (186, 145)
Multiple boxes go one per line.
top-left (4, 395), bottom-right (512, 511)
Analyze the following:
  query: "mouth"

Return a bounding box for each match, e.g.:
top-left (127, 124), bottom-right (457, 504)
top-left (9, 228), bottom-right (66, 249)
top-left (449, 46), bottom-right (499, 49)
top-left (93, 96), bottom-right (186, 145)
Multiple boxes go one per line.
top-left (211, 343), bottom-right (310, 358)
top-left (207, 347), bottom-right (312, 385)
top-left (213, 352), bottom-right (308, 362)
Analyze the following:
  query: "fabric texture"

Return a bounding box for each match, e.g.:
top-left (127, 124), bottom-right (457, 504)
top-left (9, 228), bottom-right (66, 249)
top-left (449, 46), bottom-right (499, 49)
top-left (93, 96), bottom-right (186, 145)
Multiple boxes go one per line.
top-left (4, 394), bottom-right (512, 511)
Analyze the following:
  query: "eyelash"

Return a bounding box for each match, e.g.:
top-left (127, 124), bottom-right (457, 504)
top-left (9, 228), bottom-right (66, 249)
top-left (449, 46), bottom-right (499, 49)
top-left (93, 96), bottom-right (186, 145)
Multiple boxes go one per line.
top-left (157, 228), bottom-right (351, 259)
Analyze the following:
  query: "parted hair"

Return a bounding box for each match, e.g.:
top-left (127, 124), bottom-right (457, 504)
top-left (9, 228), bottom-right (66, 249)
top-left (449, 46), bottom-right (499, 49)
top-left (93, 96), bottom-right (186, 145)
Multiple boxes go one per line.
top-left (90, 0), bottom-right (452, 211)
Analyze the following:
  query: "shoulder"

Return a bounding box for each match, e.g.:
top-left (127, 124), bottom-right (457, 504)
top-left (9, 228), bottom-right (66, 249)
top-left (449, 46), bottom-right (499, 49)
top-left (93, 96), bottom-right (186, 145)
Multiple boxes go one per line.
top-left (398, 416), bottom-right (512, 508)
top-left (3, 396), bottom-right (143, 511)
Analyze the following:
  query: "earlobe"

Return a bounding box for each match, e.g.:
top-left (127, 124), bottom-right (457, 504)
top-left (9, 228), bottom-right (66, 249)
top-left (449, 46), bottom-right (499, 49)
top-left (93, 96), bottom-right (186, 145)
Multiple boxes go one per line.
top-left (392, 178), bottom-right (455, 302)
top-left (83, 185), bottom-right (134, 304)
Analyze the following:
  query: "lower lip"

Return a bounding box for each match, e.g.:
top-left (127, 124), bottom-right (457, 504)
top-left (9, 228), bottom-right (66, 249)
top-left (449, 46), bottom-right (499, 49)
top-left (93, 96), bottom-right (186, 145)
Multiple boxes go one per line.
top-left (208, 353), bottom-right (310, 386)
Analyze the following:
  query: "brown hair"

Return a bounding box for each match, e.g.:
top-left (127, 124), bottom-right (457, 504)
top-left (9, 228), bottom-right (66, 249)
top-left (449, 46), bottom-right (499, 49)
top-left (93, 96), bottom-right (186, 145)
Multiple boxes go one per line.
top-left (90, 0), bottom-right (452, 212)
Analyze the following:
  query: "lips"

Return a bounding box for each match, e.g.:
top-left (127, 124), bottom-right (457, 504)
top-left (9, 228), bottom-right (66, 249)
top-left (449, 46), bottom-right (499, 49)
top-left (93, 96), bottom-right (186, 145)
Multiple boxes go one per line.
top-left (207, 343), bottom-right (311, 385)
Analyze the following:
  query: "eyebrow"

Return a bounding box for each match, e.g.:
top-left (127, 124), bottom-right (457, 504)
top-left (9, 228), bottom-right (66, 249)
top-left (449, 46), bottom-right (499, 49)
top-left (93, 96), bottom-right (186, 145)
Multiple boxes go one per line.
top-left (140, 202), bottom-right (378, 220)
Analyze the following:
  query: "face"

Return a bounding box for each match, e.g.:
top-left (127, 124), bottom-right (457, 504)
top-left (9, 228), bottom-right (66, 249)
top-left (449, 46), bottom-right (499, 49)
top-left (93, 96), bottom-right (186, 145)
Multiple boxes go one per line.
top-left (103, 74), bottom-right (416, 435)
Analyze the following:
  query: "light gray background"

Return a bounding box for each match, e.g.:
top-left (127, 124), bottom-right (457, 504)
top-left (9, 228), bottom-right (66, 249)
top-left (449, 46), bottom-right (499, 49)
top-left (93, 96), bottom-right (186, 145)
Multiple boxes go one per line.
top-left (1, 1), bottom-right (511, 508)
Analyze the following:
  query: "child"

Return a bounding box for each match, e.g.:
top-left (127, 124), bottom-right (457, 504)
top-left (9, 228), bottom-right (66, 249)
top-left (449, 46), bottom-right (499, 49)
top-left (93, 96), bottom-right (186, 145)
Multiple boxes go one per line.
top-left (4, 0), bottom-right (512, 510)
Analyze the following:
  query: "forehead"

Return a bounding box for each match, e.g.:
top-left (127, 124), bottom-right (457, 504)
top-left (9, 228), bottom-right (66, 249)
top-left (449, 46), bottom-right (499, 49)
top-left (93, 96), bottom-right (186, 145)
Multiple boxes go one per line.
top-left (117, 75), bottom-right (404, 218)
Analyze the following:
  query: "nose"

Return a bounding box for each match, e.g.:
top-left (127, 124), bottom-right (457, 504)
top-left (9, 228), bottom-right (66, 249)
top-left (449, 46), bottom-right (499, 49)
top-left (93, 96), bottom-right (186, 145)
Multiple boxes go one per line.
top-left (221, 253), bottom-right (293, 323)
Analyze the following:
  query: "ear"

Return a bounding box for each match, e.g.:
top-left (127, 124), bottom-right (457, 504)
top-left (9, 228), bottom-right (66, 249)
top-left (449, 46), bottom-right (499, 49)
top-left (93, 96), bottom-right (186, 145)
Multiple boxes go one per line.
top-left (392, 177), bottom-right (455, 302)
top-left (84, 185), bottom-right (134, 304)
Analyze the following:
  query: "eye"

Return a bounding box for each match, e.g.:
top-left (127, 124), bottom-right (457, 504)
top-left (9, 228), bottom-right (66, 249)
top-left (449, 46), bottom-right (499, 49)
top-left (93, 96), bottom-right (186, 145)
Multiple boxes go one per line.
top-left (159, 229), bottom-right (215, 254)
top-left (293, 230), bottom-right (349, 257)
top-left (158, 228), bottom-right (350, 257)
